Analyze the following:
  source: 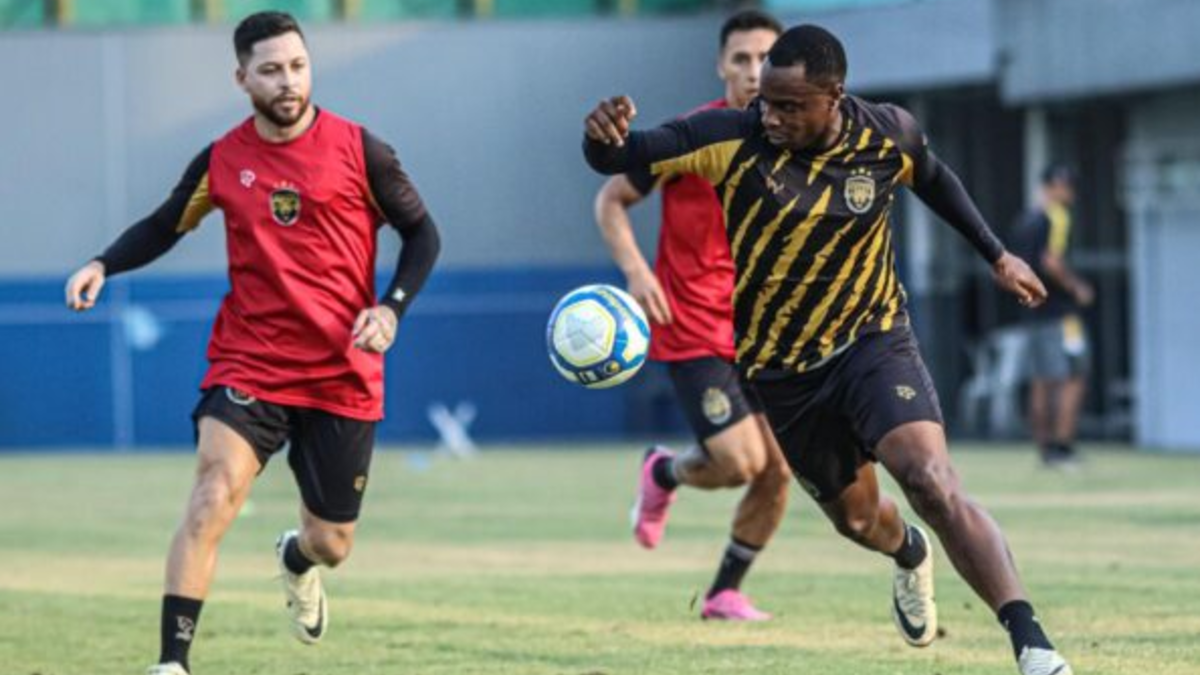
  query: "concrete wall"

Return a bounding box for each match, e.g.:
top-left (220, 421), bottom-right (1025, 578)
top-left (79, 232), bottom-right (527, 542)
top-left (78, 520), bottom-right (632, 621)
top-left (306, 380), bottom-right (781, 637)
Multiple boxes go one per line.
top-left (1125, 88), bottom-right (1200, 451)
top-left (1000, 0), bottom-right (1200, 102)
top-left (779, 0), bottom-right (994, 92)
top-left (0, 4), bottom-right (1000, 278)
top-left (0, 19), bottom-right (724, 275)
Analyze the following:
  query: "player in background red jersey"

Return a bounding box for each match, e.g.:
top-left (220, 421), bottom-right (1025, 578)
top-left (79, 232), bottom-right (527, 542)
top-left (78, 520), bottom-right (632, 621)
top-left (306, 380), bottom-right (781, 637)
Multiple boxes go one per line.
top-left (593, 10), bottom-right (790, 621)
top-left (64, 12), bottom-right (439, 675)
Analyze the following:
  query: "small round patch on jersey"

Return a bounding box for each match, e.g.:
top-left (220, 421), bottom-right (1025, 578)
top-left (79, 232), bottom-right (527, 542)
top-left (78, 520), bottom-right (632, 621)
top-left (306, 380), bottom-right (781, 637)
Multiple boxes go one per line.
top-left (353, 475), bottom-right (368, 493)
top-left (895, 385), bottom-right (917, 401)
top-left (225, 387), bottom-right (257, 406)
top-left (270, 185), bottom-right (301, 226)
top-left (701, 387), bottom-right (733, 426)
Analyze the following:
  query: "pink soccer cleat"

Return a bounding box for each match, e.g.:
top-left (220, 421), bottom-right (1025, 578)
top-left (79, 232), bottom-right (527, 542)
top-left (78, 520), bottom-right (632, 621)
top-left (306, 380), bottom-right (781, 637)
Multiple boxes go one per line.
top-left (631, 447), bottom-right (677, 549)
top-left (701, 590), bottom-right (772, 621)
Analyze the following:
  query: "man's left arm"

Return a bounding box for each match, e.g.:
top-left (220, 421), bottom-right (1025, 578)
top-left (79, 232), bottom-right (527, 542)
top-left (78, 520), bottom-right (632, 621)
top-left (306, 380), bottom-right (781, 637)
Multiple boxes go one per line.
top-left (889, 105), bottom-right (1047, 307)
top-left (355, 128), bottom-right (442, 352)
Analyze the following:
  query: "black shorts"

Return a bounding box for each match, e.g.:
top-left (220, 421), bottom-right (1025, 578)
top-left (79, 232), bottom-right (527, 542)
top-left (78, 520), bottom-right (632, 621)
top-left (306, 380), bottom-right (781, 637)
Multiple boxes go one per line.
top-left (667, 356), bottom-right (765, 443)
top-left (192, 386), bottom-right (376, 523)
top-left (753, 326), bottom-right (943, 503)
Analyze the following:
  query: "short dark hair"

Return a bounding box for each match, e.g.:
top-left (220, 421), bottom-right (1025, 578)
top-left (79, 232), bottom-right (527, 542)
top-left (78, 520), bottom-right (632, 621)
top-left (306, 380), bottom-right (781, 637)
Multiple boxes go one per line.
top-left (766, 24), bottom-right (847, 84)
top-left (720, 9), bottom-right (783, 50)
top-left (234, 11), bottom-right (304, 65)
top-left (1041, 164), bottom-right (1074, 187)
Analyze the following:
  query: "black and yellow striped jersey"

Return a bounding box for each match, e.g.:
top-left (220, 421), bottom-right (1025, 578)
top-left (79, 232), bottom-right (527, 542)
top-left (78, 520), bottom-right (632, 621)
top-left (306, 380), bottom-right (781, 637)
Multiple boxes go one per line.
top-left (587, 95), bottom-right (1006, 378)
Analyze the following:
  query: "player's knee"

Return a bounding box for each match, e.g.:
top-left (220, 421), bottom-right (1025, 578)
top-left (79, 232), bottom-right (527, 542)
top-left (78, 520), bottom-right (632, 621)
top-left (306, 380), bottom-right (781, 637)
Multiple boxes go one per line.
top-left (304, 527), bottom-right (353, 567)
top-left (718, 444), bottom-right (767, 486)
top-left (702, 444), bottom-right (750, 486)
top-left (182, 480), bottom-right (237, 540)
top-left (722, 454), bottom-right (758, 485)
top-left (833, 509), bottom-right (878, 544)
top-left (749, 461), bottom-right (790, 501)
top-left (901, 462), bottom-right (959, 524)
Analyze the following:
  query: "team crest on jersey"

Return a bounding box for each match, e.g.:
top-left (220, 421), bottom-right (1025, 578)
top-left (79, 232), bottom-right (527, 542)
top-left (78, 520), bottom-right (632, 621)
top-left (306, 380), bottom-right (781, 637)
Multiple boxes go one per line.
top-left (270, 185), bottom-right (301, 226)
top-left (701, 387), bottom-right (733, 426)
top-left (895, 385), bottom-right (917, 401)
top-left (844, 168), bottom-right (876, 215)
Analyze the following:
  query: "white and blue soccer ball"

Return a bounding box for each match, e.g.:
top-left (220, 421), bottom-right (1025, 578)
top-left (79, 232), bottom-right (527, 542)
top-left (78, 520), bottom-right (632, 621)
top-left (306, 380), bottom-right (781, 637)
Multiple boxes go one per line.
top-left (547, 284), bottom-right (651, 389)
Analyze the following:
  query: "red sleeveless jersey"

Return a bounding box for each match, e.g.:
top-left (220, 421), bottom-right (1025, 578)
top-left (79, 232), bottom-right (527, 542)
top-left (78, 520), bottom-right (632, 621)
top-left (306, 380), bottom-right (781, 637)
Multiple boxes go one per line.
top-left (633, 99), bottom-right (736, 362)
top-left (202, 111), bottom-right (385, 420)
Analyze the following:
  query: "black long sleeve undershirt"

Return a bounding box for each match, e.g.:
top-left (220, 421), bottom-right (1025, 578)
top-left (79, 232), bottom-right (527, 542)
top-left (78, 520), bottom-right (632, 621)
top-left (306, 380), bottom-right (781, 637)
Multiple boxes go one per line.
top-left (96, 146), bottom-right (211, 275)
top-left (362, 129), bottom-right (440, 320)
top-left (96, 212), bottom-right (186, 275)
top-left (377, 212), bottom-right (440, 319)
top-left (583, 103), bottom-right (1007, 265)
top-left (910, 152), bottom-right (1006, 264)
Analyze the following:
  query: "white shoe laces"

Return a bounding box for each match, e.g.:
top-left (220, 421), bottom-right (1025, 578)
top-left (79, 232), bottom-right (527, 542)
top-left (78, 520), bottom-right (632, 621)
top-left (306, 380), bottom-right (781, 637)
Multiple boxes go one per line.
top-left (895, 563), bottom-right (933, 619)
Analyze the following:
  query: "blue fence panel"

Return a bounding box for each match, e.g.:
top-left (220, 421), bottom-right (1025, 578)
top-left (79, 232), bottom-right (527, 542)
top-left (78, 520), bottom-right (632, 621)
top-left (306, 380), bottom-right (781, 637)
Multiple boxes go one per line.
top-left (0, 268), bottom-right (686, 449)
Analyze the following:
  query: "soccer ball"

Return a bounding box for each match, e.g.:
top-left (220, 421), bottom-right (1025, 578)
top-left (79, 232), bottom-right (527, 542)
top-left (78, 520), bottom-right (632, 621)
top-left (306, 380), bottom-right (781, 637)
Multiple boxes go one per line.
top-left (547, 284), bottom-right (650, 389)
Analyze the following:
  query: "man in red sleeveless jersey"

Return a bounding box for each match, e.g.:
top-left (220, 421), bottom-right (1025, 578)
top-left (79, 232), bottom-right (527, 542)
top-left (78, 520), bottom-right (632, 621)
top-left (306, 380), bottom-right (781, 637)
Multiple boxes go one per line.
top-left (594, 10), bottom-right (789, 621)
top-left (64, 12), bottom-right (440, 675)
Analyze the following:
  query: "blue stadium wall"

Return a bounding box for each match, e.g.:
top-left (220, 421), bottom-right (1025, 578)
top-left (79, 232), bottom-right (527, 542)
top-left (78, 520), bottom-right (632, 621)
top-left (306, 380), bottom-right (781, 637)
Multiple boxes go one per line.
top-left (0, 268), bottom-right (694, 449)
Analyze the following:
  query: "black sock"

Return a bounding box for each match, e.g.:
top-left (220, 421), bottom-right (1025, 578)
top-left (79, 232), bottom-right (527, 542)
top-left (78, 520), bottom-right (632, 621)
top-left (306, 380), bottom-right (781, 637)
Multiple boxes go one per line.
top-left (707, 537), bottom-right (762, 598)
top-left (651, 454), bottom-right (679, 491)
top-left (283, 536), bottom-right (317, 575)
top-left (998, 600), bottom-right (1054, 658)
top-left (159, 594), bottom-right (203, 671)
top-left (890, 523), bottom-right (928, 570)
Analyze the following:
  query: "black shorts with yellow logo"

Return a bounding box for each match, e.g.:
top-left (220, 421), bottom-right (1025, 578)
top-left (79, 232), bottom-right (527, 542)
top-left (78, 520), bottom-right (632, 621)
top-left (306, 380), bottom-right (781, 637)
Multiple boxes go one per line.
top-left (192, 386), bottom-right (376, 523)
top-left (752, 326), bottom-right (943, 503)
top-left (667, 356), bottom-right (765, 444)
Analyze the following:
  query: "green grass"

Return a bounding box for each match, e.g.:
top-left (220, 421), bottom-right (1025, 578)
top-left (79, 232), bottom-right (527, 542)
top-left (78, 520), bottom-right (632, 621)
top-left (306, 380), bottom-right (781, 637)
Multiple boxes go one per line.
top-left (2, 445), bottom-right (1199, 674)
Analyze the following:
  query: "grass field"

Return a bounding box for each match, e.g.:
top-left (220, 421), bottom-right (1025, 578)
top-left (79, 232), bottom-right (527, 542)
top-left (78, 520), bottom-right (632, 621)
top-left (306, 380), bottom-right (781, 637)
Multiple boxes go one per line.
top-left (1, 445), bottom-right (1198, 675)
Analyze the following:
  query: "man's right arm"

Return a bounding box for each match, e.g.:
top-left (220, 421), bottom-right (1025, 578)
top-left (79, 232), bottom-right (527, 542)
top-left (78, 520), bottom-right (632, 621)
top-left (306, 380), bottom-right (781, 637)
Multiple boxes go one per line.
top-left (66, 147), bottom-right (214, 311)
top-left (593, 172), bottom-right (673, 324)
top-left (582, 96), bottom-right (748, 184)
top-left (96, 146), bottom-right (215, 275)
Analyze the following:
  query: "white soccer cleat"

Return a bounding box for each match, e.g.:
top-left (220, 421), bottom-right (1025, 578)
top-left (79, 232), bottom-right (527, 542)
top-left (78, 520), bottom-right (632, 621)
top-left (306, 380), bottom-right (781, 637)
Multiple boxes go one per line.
top-left (145, 663), bottom-right (188, 675)
top-left (891, 525), bottom-right (938, 647)
top-left (1018, 647), bottom-right (1073, 675)
top-left (275, 530), bottom-right (328, 645)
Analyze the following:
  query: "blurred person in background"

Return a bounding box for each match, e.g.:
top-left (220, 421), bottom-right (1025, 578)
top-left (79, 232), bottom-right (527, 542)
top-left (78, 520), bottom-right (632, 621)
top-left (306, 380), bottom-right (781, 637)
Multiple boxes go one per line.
top-left (594, 9), bottom-right (791, 622)
top-left (1013, 165), bottom-right (1094, 467)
